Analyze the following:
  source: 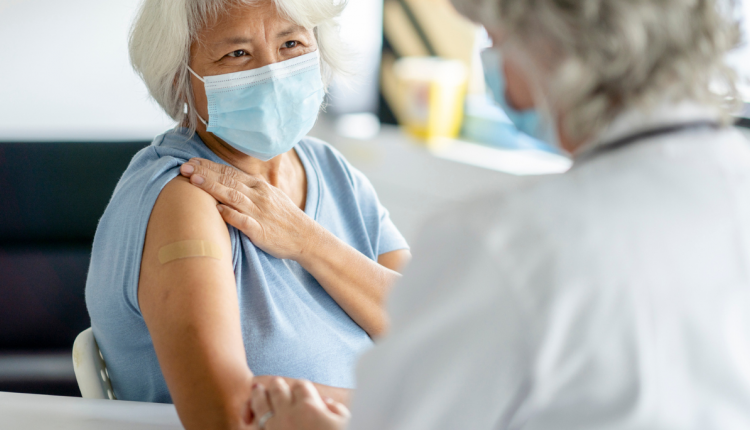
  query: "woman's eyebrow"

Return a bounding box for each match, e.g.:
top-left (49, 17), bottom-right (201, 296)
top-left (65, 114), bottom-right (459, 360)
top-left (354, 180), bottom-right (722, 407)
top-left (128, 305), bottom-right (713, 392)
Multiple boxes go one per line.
top-left (276, 24), bottom-right (306, 38)
top-left (214, 25), bottom-right (305, 47)
top-left (215, 36), bottom-right (254, 46)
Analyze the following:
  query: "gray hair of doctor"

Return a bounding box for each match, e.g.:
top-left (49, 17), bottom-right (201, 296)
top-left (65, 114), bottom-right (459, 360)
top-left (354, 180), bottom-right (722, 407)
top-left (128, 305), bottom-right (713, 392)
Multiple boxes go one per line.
top-left (452, 0), bottom-right (743, 143)
top-left (129, 0), bottom-right (347, 131)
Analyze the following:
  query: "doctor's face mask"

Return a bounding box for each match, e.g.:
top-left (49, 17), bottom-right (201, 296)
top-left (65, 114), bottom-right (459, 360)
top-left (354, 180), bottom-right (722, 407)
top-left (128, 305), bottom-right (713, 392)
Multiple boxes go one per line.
top-left (481, 48), bottom-right (560, 147)
top-left (188, 50), bottom-right (325, 161)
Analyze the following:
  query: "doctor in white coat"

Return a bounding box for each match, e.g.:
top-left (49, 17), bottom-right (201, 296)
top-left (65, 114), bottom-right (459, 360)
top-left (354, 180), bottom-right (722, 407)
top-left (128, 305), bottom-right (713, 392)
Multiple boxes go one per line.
top-left (245, 0), bottom-right (750, 429)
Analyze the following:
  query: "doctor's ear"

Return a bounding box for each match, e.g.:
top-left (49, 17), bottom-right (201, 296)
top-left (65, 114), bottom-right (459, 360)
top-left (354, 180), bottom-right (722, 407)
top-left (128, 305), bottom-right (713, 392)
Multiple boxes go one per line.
top-left (502, 56), bottom-right (536, 111)
top-left (485, 26), bottom-right (511, 47)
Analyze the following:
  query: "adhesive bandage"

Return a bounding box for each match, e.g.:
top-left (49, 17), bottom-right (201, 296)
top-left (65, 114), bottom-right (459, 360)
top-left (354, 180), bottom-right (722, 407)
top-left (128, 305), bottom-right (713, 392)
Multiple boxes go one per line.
top-left (158, 240), bottom-right (222, 265)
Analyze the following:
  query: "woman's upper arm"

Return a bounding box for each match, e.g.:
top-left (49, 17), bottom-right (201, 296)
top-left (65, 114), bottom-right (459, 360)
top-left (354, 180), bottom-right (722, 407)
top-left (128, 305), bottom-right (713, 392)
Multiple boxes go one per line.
top-left (138, 176), bottom-right (251, 429)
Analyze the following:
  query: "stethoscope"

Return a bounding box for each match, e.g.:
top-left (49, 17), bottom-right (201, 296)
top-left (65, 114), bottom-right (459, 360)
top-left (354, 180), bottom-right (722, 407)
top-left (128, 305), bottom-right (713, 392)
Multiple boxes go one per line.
top-left (576, 120), bottom-right (723, 163)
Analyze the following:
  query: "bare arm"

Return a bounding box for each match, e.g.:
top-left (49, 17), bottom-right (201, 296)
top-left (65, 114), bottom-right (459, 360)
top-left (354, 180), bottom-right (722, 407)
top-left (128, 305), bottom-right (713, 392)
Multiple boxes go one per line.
top-left (297, 233), bottom-right (411, 337)
top-left (138, 177), bottom-right (250, 430)
top-left (138, 177), bottom-right (348, 430)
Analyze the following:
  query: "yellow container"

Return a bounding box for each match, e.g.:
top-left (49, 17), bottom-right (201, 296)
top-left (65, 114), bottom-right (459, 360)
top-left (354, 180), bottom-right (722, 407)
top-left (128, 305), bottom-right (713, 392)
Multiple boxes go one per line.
top-left (393, 57), bottom-right (468, 144)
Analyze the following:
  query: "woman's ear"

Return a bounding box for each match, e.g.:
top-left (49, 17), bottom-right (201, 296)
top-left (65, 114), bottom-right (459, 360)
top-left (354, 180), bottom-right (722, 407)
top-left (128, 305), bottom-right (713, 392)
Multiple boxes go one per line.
top-left (173, 69), bottom-right (191, 127)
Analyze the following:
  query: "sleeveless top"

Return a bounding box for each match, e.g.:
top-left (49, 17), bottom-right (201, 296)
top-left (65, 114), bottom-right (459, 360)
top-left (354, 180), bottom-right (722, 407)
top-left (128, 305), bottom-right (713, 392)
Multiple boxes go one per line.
top-left (85, 129), bottom-right (408, 403)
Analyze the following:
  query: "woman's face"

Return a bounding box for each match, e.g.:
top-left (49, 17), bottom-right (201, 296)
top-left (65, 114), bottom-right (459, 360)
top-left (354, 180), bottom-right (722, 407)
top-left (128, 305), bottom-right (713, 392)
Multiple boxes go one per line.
top-left (189, 0), bottom-right (318, 127)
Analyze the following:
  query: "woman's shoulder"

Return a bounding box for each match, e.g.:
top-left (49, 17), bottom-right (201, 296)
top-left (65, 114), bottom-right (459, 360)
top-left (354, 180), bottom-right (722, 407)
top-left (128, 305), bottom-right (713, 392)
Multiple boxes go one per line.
top-left (297, 136), bottom-right (368, 189)
top-left (101, 128), bottom-right (219, 225)
top-left (297, 136), bottom-right (347, 165)
top-left (111, 129), bottom-right (210, 200)
top-left (87, 130), bottom-right (213, 310)
top-left (132, 128), bottom-right (208, 167)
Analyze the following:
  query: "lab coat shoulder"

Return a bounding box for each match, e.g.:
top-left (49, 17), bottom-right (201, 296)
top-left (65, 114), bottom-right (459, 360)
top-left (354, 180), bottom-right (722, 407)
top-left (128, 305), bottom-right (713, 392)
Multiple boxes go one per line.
top-left (505, 127), bottom-right (750, 428)
top-left (351, 181), bottom-right (571, 430)
top-left (352, 138), bottom-right (732, 429)
top-left (419, 166), bottom-right (626, 315)
top-left (384, 188), bottom-right (539, 321)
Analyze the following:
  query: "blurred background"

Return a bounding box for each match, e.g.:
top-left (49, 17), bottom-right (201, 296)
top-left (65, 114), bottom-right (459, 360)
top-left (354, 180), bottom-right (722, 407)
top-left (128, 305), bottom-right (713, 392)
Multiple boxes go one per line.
top-left (0, 0), bottom-right (748, 398)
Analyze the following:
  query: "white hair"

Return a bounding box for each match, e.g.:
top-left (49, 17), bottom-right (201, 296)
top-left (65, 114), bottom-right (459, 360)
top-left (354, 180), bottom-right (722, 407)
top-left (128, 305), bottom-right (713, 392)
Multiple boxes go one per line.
top-left (129, 0), bottom-right (348, 132)
top-left (452, 0), bottom-right (742, 143)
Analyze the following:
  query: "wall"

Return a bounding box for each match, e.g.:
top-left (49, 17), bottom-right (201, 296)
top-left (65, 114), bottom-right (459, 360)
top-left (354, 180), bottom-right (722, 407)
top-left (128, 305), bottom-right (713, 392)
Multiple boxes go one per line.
top-left (0, 0), bottom-right (175, 141)
top-left (0, 0), bottom-right (385, 141)
top-left (730, 0), bottom-right (750, 100)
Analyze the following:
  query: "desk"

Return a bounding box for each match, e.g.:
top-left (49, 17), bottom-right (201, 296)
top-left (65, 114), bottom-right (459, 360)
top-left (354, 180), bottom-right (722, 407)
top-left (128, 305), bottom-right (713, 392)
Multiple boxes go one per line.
top-left (0, 391), bottom-right (183, 430)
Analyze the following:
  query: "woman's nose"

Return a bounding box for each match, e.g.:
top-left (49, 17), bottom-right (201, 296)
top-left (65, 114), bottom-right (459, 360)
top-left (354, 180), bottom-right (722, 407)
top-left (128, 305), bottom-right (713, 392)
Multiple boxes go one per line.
top-left (252, 49), bottom-right (286, 69)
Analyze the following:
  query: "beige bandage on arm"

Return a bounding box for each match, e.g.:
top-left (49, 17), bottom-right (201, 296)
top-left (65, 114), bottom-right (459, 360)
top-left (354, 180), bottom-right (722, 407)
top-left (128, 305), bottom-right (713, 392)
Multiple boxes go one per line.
top-left (158, 240), bottom-right (223, 265)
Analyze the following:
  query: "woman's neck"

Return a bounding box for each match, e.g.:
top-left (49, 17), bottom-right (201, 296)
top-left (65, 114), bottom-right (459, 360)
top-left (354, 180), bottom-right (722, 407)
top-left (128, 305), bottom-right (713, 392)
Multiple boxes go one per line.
top-left (196, 129), bottom-right (288, 185)
top-left (196, 128), bottom-right (308, 210)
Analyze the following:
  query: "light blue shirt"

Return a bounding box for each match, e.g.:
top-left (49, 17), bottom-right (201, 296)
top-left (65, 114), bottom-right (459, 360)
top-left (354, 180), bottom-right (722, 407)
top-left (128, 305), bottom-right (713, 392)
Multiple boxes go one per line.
top-left (85, 129), bottom-right (408, 403)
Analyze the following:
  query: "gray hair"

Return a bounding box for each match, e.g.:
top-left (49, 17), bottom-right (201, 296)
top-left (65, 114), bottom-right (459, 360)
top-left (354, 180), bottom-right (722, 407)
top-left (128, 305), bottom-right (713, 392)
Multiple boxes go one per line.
top-left (452, 0), bottom-right (742, 143)
top-left (129, 0), bottom-right (348, 132)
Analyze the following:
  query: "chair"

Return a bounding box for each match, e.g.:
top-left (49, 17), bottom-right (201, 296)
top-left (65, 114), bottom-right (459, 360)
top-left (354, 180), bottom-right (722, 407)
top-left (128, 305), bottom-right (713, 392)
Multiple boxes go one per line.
top-left (72, 328), bottom-right (116, 400)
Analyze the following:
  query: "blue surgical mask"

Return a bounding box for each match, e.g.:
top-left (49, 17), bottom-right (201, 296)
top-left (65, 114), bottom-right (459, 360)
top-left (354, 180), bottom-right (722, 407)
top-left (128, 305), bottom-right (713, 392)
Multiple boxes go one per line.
top-left (188, 50), bottom-right (325, 161)
top-left (480, 49), bottom-right (545, 141)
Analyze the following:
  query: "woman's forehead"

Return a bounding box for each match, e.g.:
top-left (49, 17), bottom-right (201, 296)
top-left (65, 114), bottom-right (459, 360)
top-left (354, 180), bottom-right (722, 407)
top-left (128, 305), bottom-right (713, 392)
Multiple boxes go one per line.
top-left (203, 23), bottom-right (308, 48)
top-left (198, 1), bottom-right (307, 45)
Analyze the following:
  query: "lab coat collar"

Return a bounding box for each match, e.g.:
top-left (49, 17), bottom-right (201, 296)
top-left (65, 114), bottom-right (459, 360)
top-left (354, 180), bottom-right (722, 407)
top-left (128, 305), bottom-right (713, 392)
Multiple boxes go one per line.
top-left (573, 101), bottom-right (722, 160)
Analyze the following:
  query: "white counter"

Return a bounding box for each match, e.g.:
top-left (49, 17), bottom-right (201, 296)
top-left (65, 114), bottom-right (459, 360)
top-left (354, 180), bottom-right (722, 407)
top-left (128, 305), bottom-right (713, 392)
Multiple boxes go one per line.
top-left (0, 391), bottom-right (183, 430)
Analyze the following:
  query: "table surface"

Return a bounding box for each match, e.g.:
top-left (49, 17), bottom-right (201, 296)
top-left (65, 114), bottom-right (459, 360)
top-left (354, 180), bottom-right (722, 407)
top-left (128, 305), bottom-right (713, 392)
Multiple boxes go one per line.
top-left (0, 391), bottom-right (183, 430)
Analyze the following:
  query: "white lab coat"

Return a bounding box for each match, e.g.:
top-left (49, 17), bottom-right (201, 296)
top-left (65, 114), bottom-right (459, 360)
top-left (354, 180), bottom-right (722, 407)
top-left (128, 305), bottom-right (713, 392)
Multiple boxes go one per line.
top-left (349, 103), bottom-right (750, 429)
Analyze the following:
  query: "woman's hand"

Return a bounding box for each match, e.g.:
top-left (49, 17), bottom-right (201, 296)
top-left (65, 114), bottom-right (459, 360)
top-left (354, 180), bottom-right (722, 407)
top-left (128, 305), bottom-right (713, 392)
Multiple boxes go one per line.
top-left (249, 378), bottom-right (349, 430)
top-left (251, 375), bottom-right (351, 406)
top-left (180, 159), bottom-right (320, 261)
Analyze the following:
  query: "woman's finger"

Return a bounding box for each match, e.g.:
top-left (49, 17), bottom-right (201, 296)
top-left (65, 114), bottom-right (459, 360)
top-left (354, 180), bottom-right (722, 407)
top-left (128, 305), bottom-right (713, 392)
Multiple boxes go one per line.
top-left (291, 380), bottom-right (322, 405)
top-left (207, 179), bottom-right (254, 212)
top-left (181, 161), bottom-right (255, 196)
top-left (188, 158), bottom-right (262, 188)
top-left (323, 398), bottom-right (351, 419)
top-left (218, 205), bottom-right (262, 238)
top-left (188, 158), bottom-right (231, 176)
top-left (181, 166), bottom-right (259, 212)
top-left (267, 377), bottom-right (293, 412)
top-left (250, 384), bottom-right (272, 422)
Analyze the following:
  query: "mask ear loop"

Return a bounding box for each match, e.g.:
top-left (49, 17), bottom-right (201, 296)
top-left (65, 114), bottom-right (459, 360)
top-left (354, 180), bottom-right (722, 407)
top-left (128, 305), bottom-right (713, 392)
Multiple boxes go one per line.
top-left (186, 65), bottom-right (209, 127)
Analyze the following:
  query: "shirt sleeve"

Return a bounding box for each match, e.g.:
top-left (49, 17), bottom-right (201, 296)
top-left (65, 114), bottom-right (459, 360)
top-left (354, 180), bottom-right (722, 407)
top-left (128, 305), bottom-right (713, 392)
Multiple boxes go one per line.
top-left (339, 154), bottom-right (409, 256)
top-left (348, 204), bottom-right (536, 430)
top-left (374, 204), bottom-right (409, 255)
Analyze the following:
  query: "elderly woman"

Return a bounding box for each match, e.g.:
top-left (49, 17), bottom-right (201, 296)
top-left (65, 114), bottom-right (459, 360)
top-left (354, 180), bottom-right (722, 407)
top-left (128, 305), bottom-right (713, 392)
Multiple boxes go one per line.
top-left (242, 0), bottom-right (750, 429)
top-left (85, 0), bottom-right (411, 428)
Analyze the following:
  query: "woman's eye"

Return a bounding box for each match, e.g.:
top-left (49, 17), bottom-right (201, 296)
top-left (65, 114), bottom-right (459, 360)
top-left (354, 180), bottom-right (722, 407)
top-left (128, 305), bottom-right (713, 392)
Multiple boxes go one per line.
top-left (282, 41), bottom-right (298, 49)
top-left (227, 49), bottom-right (247, 58)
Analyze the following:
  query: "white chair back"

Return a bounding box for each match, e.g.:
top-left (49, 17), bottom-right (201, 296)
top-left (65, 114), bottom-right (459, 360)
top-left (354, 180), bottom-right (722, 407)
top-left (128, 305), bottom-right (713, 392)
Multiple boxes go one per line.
top-left (72, 327), bottom-right (116, 400)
